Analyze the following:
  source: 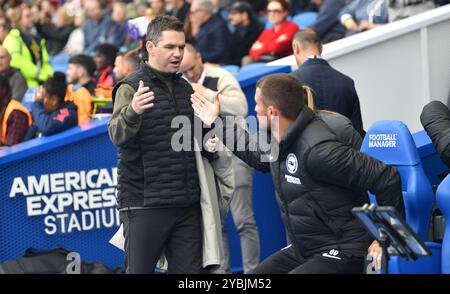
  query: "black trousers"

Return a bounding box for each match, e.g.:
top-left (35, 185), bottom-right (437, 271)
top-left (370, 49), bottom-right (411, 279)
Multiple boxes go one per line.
top-left (250, 245), bottom-right (365, 274)
top-left (120, 204), bottom-right (203, 274)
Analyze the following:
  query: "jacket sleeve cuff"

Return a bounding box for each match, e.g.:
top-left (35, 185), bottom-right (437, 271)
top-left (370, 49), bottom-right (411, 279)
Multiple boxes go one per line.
top-left (340, 14), bottom-right (353, 25)
top-left (124, 105), bottom-right (140, 124)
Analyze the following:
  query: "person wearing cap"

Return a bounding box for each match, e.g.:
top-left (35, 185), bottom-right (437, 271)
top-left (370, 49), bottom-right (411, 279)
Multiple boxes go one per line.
top-left (226, 1), bottom-right (264, 66)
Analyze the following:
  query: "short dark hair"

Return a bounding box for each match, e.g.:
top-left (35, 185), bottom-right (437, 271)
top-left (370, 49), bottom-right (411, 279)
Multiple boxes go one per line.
top-left (42, 72), bottom-right (67, 104)
top-left (293, 29), bottom-right (322, 51)
top-left (68, 54), bottom-right (97, 77)
top-left (256, 73), bottom-right (304, 120)
top-left (229, 1), bottom-right (254, 17)
top-left (94, 43), bottom-right (119, 66)
top-left (146, 15), bottom-right (185, 45)
top-left (122, 52), bottom-right (140, 71)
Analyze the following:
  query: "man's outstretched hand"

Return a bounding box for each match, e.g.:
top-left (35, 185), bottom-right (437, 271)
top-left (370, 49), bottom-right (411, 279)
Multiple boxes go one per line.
top-left (132, 80), bottom-right (155, 115)
top-left (190, 92), bottom-right (221, 126)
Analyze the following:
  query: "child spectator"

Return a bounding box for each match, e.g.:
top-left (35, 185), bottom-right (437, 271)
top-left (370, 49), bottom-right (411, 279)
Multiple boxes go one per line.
top-left (0, 75), bottom-right (31, 147)
top-left (26, 72), bottom-right (78, 138)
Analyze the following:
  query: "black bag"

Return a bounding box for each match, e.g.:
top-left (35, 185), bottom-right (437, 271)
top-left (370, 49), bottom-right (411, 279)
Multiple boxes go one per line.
top-left (0, 248), bottom-right (119, 274)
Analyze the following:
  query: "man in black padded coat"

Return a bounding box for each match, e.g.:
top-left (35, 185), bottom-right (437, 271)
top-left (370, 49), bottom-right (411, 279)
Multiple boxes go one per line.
top-left (421, 100), bottom-right (450, 168)
top-left (192, 73), bottom-right (405, 274)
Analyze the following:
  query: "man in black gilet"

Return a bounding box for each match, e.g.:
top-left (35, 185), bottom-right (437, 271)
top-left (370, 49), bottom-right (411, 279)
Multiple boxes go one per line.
top-left (108, 15), bottom-right (202, 274)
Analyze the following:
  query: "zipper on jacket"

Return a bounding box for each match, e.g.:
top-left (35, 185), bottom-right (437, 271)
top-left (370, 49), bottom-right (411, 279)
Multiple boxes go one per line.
top-left (168, 83), bottom-right (180, 114)
top-left (277, 160), bottom-right (302, 254)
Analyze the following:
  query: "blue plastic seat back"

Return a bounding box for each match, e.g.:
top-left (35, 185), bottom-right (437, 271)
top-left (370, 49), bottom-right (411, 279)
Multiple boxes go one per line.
top-left (21, 87), bottom-right (37, 110)
top-left (238, 62), bottom-right (267, 76)
top-left (361, 120), bottom-right (434, 240)
top-left (221, 65), bottom-right (240, 75)
top-left (436, 174), bottom-right (450, 273)
top-left (292, 12), bottom-right (318, 28)
top-left (49, 53), bottom-right (71, 73)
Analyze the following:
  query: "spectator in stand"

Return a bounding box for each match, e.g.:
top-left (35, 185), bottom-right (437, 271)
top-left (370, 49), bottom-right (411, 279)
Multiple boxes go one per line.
top-left (107, 1), bottom-right (128, 49)
top-left (36, 7), bottom-right (76, 56)
top-left (166, 0), bottom-right (191, 23)
top-left (309, 0), bottom-right (346, 43)
top-left (0, 14), bottom-right (11, 44)
top-left (94, 43), bottom-right (118, 89)
top-left (226, 1), bottom-right (264, 66)
top-left (135, 0), bottom-right (150, 17)
top-left (83, 0), bottom-right (113, 55)
top-left (26, 72), bottom-right (78, 139)
top-left (339, 0), bottom-right (388, 36)
top-left (2, 3), bottom-right (53, 88)
top-left (0, 45), bottom-right (27, 101)
top-left (151, 0), bottom-right (167, 16)
top-left (63, 11), bottom-right (85, 55)
top-left (189, 0), bottom-right (230, 65)
top-left (246, 0), bottom-right (268, 17)
top-left (245, 0), bottom-right (299, 64)
top-left (66, 54), bottom-right (95, 125)
top-left (40, 0), bottom-right (60, 25)
top-left (66, 54), bottom-right (97, 95)
top-left (113, 52), bottom-right (140, 82)
top-left (0, 75), bottom-right (31, 147)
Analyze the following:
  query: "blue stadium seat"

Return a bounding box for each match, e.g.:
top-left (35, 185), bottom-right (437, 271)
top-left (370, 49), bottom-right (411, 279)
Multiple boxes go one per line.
top-left (221, 65), bottom-right (240, 75)
top-left (361, 120), bottom-right (441, 273)
top-left (436, 173), bottom-right (450, 273)
top-left (21, 87), bottom-right (37, 110)
top-left (292, 12), bottom-right (318, 29)
top-left (238, 62), bottom-right (267, 76)
top-left (49, 53), bottom-right (71, 73)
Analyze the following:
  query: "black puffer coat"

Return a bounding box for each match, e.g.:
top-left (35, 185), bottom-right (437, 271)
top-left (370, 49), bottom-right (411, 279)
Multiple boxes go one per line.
top-left (226, 107), bottom-right (404, 257)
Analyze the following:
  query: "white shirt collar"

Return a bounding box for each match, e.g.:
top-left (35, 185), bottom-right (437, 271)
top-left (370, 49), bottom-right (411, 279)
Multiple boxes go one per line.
top-left (307, 54), bottom-right (321, 60)
top-left (197, 67), bottom-right (207, 85)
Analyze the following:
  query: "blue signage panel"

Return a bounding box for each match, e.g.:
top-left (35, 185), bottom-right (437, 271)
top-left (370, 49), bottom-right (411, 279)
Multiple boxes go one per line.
top-left (0, 129), bottom-right (123, 269)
